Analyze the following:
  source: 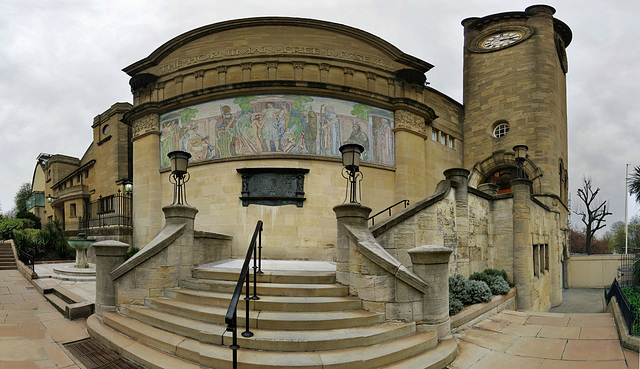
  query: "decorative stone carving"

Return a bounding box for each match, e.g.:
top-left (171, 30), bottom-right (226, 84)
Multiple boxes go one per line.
top-left (132, 114), bottom-right (160, 139)
top-left (319, 63), bottom-right (331, 72)
top-left (217, 66), bottom-right (227, 73)
top-left (194, 69), bottom-right (204, 79)
top-left (241, 63), bottom-right (252, 71)
top-left (343, 67), bottom-right (354, 76)
top-left (266, 61), bottom-right (278, 69)
top-left (366, 72), bottom-right (376, 81)
top-left (173, 75), bottom-right (183, 84)
top-left (395, 110), bottom-right (426, 137)
top-left (292, 61), bottom-right (306, 70)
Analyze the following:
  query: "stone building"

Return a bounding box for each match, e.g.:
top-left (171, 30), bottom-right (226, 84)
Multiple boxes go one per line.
top-left (80, 5), bottom-right (572, 368)
top-left (29, 103), bottom-right (134, 243)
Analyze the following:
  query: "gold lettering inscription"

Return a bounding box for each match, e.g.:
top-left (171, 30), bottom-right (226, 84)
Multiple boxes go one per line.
top-left (159, 45), bottom-right (391, 73)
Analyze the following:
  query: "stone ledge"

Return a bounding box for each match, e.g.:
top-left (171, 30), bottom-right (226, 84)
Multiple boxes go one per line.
top-left (451, 287), bottom-right (517, 330)
top-left (605, 295), bottom-right (640, 352)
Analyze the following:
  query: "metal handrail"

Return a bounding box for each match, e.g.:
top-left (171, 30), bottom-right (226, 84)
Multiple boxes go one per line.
top-left (605, 278), bottom-right (638, 335)
top-left (19, 250), bottom-right (34, 271)
top-left (368, 199), bottom-right (410, 225)
top-left (225, 220), bottom-right (263, 369)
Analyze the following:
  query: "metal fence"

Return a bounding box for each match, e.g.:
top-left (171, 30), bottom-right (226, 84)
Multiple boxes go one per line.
top-left (18, 250), bottom-right (34, 271)
top-left (79, 192), bottom-right (132, 229)
top-left (619, 248), bottom-right (640, 286)
top-left (605, 278), bottom-right (639, 335)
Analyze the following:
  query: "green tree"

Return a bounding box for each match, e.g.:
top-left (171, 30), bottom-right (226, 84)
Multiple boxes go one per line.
top-left (351, 104), bottom-right (373, 121)
top-left (604, 216), bottom-right (640, 254)
top-left (629, 165), bottom-right (640, 204)
top-left (13, 182), bottom-right (31, 214)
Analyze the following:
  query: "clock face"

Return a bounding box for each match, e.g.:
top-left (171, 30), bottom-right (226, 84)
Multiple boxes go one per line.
top-left (481, 31), bottom-right (524, 50)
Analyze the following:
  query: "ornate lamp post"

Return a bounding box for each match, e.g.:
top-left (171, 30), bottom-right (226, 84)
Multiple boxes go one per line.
top-left (124, 180), bottom-right (133, 194)
top-left (168, 150), bottom-right (192, 205)
top-left (339, 143), bottom-right (365, 204)
top-left (513, 145), bottom-right (528, 179)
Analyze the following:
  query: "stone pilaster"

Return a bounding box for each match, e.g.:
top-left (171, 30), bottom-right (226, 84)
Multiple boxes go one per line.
top-left (132, 114), bottom-right (162, 249)
top-left (393, 110), bottom-right (427, 203)
top-left (512, 178), bottom-right (533, 310)
top-left (445, 168), bottom-right (470, 276)
top-left (93, 240), bottom-right (129, 316)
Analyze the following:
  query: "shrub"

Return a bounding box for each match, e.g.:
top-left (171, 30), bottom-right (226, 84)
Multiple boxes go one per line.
top-left (488, 274), bottom-right (510, 295)
top-left (484, 268), bottom-right (509, 283)
top-left (449, 295), bottom-right (464, 315)
top-left (125, 247), bottom-right (140, 260)
top-left (469, 272), bottom-right (491, 285)
top-left (467, 280), bottom-right (492, 304)
top-left (449, 274), bottom-right (470, 304)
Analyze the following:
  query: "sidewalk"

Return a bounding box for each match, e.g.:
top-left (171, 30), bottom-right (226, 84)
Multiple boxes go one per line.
top-left (0, 269), bottom-right (89, 369)
top-left (450, 310), bottom-right (639, 369)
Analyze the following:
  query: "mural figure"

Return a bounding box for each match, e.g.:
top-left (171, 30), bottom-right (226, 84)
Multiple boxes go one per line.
top-left (159, 94), bottom-right (395, 167)
top-left (346, 123), bottom-right (370, 161)
top-left (375, 118), bottom-right (393, 164)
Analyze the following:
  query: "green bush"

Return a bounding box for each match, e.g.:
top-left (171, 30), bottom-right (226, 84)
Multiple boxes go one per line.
top-left (622, 286), bottom-right (640, 335)
top-left (488, 275), bottom-right (511, 295)
top-left (0, 218), bottom-right (34, 239)
top-left (467, 280), bottom-right (492, 304)
top-left (449, 295), bottom-right (464, 315)
top-left (484, 268), bottom-right (509, 284)
top-left (449, 274), bottom-right (470, 304)
top-left (13, 221), bottom-right (72, 261)
top-left (125, 247), bottom-right (140, 260)
top-left (469, 272), bottom-right (491, 285)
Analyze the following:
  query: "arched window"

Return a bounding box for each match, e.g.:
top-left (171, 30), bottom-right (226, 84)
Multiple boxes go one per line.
top-left (481, 166), bottom-right (528, 194)
top-left (493, 121), bottom-right (510, 138)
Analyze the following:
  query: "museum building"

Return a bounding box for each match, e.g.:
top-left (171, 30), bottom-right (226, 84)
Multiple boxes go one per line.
top-left (35, 5), bottom-right (574, 368)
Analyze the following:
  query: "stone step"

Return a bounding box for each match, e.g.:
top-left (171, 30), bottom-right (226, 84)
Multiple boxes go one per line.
top-left (382, 337), bottom-right (458, 369)
top-left (193, 267), bottom-right (336, 284)
top-left (165, 288), bottom-right (362, 312)
top-left (110, 308), bottom-right (418, 352)
top-left (143, 297), bottom-right (386, 330)
top-left (179, 278), bottom-right (349, 297)
top-left (87, 315), bottom-right (200, 369)
top-left (96, 312), bottom-right (439, 369)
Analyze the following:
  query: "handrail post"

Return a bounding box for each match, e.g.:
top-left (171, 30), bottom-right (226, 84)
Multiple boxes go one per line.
top-left (243, 270), bottom-right (253, 337)
top-left (257, 225), bottom-right (263, 273)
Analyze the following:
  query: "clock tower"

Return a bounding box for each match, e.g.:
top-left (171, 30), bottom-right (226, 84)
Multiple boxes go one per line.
top-left (461, 5), bottom-right (571, 208)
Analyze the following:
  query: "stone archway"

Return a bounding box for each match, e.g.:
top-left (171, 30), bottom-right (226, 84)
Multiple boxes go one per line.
top-left (469, 150), bottom-right (543, 194)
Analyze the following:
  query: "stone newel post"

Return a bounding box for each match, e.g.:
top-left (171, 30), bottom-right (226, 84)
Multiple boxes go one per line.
top-left (408, 245), bottom-right (453, 339)
top-left (92, 240), bottom-right (129, 316)
top-left (333, 203), bottom-right (372, 289)
top-left (511, 178), bottom-right (533, 310)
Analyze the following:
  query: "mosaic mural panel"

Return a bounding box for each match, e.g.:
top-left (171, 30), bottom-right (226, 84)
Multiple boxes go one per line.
top-left (159, 95), bottom-right (395, 168)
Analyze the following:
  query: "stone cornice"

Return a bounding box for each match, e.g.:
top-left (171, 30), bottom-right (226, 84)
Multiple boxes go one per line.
top-left (123, 17), bottom-right (433, 76)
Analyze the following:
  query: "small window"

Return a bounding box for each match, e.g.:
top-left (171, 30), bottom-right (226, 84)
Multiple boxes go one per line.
top-left (70, 203), bottom-right (76, 217)
top-left (440, 133), bottom-right (446, 145)
top-left (493, 122), bottom-right (510, 138)
top-left (102, 124), bottom-right (110, 135)
top-left (432, 130), bottom-right (438, 141)
top-left (448, 137), bottom-right (454, 149)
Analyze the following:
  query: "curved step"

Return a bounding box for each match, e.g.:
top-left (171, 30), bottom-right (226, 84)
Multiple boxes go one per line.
top-left (382, 337), bottom-right (458, 369)
top-left (87, 315), bottom-right (199, 369)
top-left (165, 288), bottom-right (362, 312)
top-left (180, 278), bottom-right (349, 297)
top-left (194, 268), bottom-right (336, 284)
top-left (111, 307), bottom-right (419, 352)
top-left (95, 311), bottom-right (439, 369)
top-left (143, 298), bottom-right (385, 330)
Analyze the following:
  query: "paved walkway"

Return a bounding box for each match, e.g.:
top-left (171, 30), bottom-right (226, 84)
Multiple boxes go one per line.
top-left (0, 269), bottom-right (89, 369)
top-left (450, 310), bottom-right (639, 369)
top-left (1, 263), bottom-right (638, 368)
top-left (549, 288), bottom-right (605, 313)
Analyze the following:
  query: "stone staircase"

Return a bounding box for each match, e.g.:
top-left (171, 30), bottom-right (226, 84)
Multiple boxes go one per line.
top-left (0, 242), bottom-right (16, 270)
top-left (88, 264), bottom-right (457, 369)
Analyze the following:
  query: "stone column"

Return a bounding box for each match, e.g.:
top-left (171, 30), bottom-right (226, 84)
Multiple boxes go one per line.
top-left (444, 168), bottom-right (470, 276)
top-left (408, 245), bottom-right (453, 339)
top-left (333, 203), bottom-right (371, 290)
top-left (132, 113), bottom-right (162, 248)
top-left (163, 204), bottom-right (199, 281)
top-left (512, 178), bottom-right (533, 310)
top-left (394, 110), bottom-right (427, 203)
top-left (93, 240), bottom-right (129, 316)
top-left (477, 183), bottom-right (499, 196)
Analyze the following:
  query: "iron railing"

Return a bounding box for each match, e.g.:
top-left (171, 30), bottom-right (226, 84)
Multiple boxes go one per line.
top-left (225, 221), bottom-right (263, 369)
top-left (79, 192), bottom-right (132, 229)
top-left (618, 249), bottom-right (640, 286)
top-left (19, 250), bottom-right (34, 271)
top-left (605, 278), bottom-right (639, 335)
top-left (368, 199), bottom-right (410, 226)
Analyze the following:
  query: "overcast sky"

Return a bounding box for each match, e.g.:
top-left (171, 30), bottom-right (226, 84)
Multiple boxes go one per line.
top-left (1, 0), bottom-right (638, 235)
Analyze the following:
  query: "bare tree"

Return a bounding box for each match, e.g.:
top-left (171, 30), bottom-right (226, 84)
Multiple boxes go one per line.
top-left (574, 177), bottom-right (612, 255)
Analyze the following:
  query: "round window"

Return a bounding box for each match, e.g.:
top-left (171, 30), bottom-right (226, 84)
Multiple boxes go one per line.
top-left (493, 122), bottom-right (509, 138)
top-left (102, 124), bottom-right (110, 135)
